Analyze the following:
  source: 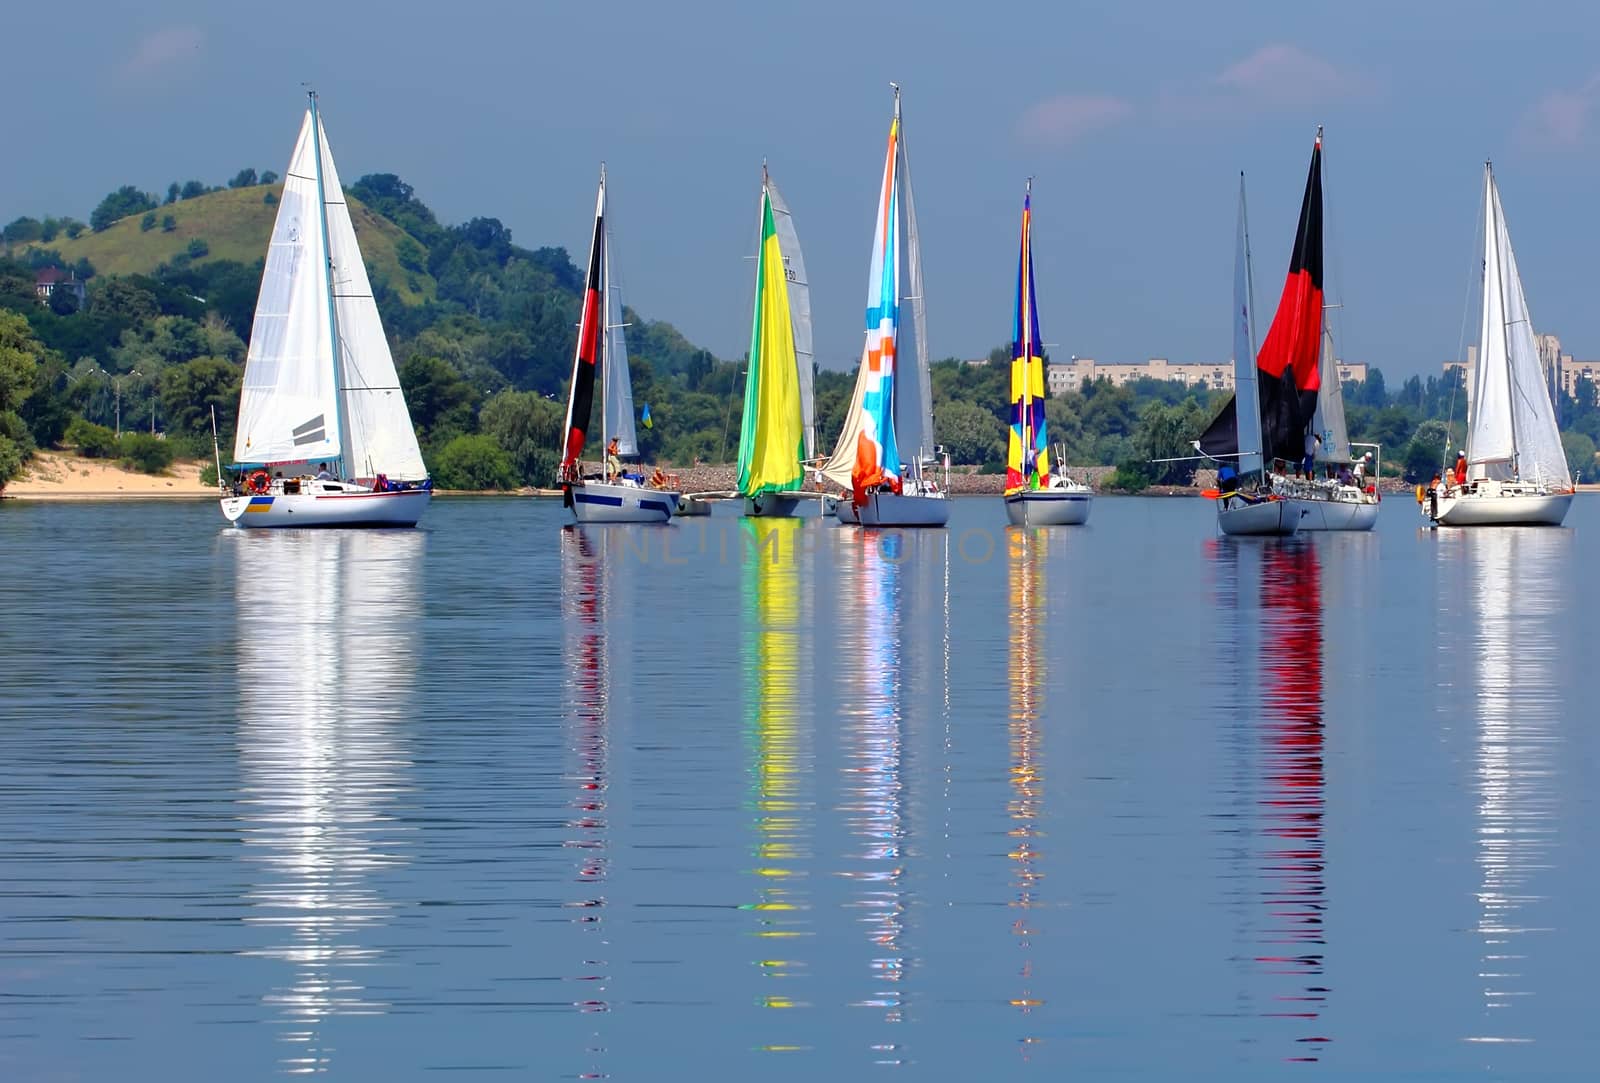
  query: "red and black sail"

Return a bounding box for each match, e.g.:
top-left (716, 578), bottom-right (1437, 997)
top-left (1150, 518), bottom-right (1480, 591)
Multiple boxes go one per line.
top-left (1256, 135), bottom-right (1324, 466)
top-left (560, 209), bottom-right (606, 476)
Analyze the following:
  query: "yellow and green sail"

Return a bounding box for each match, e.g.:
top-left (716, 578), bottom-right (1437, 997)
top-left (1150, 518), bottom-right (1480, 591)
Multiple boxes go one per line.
top-left (737, 186), bottom-right (805, 498)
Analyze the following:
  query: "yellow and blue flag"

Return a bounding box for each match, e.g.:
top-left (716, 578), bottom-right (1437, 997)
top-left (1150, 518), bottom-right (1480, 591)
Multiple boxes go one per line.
top-left (641, 403), bottom-right (652, 429)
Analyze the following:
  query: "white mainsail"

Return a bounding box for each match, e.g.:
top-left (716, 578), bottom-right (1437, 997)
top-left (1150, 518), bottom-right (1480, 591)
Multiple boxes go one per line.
top-left (234, 112), bottom-right (340, 467)
top-left (1233, 175), bottom-right (1263, 477)
top-left (767, 178), bottom-right (814, 460)
top-left (1312, 324), bottom-right (1351, 464)
top-left (1469, 166), bottom-right (1570, 489)
top-left (601, 200), bottom-right (639, 457)
top-left (317, 116), bottom-right (428, 482)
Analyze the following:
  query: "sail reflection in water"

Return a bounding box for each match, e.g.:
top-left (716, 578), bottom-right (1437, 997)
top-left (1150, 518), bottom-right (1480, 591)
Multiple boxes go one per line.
top-left (561, 527), bottom-right (611, 1021)
top-left (837, 529), bottom-right (906, 1062)
top-left (1257, 542), bottom-right (1330, 1061)
top-left (233, 530), bottom-right (422, 1074)
top-left (1455, 529), bottom-right (1568, 1043)
top-left (1006, 529), bottom-right (1048, 1050)
top-left (740, 519), bottom-right (814, 1026)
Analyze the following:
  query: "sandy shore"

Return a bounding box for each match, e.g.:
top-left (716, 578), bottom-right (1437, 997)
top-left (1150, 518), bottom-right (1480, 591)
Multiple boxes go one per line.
top-left (2, 451), bottom-right (211, 500)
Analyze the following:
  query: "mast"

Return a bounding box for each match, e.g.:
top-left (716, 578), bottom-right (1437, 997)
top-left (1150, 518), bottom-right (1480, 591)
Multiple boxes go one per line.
top-left (1238, 173), bottom-right (1264, 478)
top-left (308, 91), bottom-right (353, 480)
top-left (598, 164), bottom-right (609, 464)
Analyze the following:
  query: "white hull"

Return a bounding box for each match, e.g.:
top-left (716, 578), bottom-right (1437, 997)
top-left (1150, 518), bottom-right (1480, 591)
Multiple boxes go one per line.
top-left (222, 488), bottom-right (430, 528)
top-left (835, 490), bottom-right (949, 527)
top-left (674, 495), bottom-right (714, 517)
top-left (1216, 495), bottom-right (1302, 536)
top-left (565, 481), bottom-right (679, 523)
top-left (1281, 494), bottom-right (1379, 532)
top-left (1004, 489), bottom-right (1093, 526)
top-left (1432, 489), bottom-right (1572, 527)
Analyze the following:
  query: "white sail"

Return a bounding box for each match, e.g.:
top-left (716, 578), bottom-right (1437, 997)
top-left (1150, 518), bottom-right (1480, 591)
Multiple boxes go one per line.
top-left (316, 114), bottom-right (428, 482)
top-left (766, 177), bottom-right (813, 460)
top-left (1234, 176), bottom-right (1263, 477)
top-left (897, 128), bottom-right (934, 466)
top-left (1471, 167), bottom-right (1570, 488)
top-left (601, 211), bottom-right (639, 457)
top-left (1312, 324), bottom-right (1351, 463)
top-left (234, 112), bottom-right (340, 467)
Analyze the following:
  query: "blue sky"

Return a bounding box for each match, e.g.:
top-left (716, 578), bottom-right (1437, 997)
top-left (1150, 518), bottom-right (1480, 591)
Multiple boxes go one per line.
top-left (8, 1), bottom-right (1600, 380)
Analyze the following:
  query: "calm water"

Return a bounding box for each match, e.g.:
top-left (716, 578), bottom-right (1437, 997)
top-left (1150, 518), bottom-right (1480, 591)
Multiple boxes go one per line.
top-left (1, 495), bottom-right (1597, 1080)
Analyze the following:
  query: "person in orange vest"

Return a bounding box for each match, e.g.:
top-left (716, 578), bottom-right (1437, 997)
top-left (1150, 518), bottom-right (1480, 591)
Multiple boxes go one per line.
top-left (1452, 449), bottom-right (1467, 490)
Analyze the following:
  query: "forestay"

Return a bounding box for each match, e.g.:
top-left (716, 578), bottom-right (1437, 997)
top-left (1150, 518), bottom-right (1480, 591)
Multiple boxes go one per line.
top-left (234, 111), bottom-right (340, 467)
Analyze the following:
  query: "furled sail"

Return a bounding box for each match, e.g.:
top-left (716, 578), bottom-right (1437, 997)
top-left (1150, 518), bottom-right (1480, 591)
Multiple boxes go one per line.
top-left (766, 178), bottom-right (814, 460)
top-left (601, 216), bottom-right (639, 457)
top-left (736, 182), bottom-right (806, 498)
top-left (317, 113), bottom-right (427, 482)
top-left (234, 110), bottom-right (340, 467)
top-left (820, 97), bottom-right (903, 502)
top-left (1469, 166), bottom-right (1571, 489)
top-left (1006, 183), bottom-right (1051, 494)
top-left (560, 180), bottom-right (606, 475)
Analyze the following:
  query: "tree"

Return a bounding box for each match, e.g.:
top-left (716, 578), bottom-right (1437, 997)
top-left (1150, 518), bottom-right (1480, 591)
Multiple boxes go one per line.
top-left (399, 354), bottom-right (481, 449)
top-left (179, 180), bottom-right (208, 200)
top-left (118, 432), bottom-right (174, 474)
top-left (480, 390), bottom-right (563, 486)
top-left (140, 211), bottom-right (157, 232)
top-left (161, 215), bottom-right (177, 233)
top-left (159, 356), bottom-right (241, 442)
top-left (1561, 431), bottom-right (1597, 482)
top-left (228, 168), bottom-right (258, 189)
top-left (934, 399), bottom-right (1003, 466)
top-left (91, 278), bottom-right (160, 322)
top-left (63, 220), bottom-right (86, 240)
top-left (1402, 419), bottom-right (1450, 482)
top-left (90, 186), bottom-right (158, 232)
top-left (0, 312), bottom-right (42, 487)
top-left (2, 217), bottom-right (43, 245)
top-left (431, 433), bottom-right (515, 490)
top-left (48, 286), bottom-right (79, 316)
top-left (187, 239), bottom-right (209, 260)
top-left (165, 182), bottom-right (180, 205)
top-left (260, 170), bottom-right (280, 186)
top-left (1134, 400), bottom-right (1208, 485)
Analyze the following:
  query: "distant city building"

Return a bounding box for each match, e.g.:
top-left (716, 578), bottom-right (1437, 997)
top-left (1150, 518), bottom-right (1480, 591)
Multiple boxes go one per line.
top-left (1046, 356), bottom-right (1368, 396)
top-left (34, 267), bottom-right (86, 308)
top-left (1444, 332), bottom-right (1594, 415)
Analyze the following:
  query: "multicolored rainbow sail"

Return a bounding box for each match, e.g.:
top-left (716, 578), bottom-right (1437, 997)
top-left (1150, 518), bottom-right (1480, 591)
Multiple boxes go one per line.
top-left (737, 177), bottom-right (806, 498)
top-left (820, 93), bottom-right (904, 506)
top-left (1006, 182), bottom-right (1051, 495)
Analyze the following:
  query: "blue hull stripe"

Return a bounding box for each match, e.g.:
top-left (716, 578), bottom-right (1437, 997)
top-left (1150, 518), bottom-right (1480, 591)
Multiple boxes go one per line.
top-left (575, 493), bottom-right (626, 507)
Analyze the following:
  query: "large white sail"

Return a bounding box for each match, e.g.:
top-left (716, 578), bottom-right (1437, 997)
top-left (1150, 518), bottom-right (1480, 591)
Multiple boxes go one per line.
top-left (234, 112), bottom-right (340, 467)
top-left (897, 128), bottom-right (934, 466)
top-left (601, 214), bottom-right (639, 457)
top-left (317, 113), bottom-right (428, 482)
top-left (1233, 176), bottom-right (1263, 477)
top-left (1470, 167), bottom-right (1570, 488)
top-left (1312, 324), bottom-right (1351, 463)
top-left (766, 178), bottom-right (814, 460)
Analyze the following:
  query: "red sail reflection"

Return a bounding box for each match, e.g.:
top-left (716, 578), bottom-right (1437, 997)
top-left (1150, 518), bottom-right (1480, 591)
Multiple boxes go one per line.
top-left (1257, 542), bottom-right (1329, 1060)
top-left (560, 526), bottom-right (609, 1022)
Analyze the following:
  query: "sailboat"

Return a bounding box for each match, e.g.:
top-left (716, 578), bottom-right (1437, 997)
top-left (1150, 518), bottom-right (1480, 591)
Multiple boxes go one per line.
top-left (559, 166), bottom-right (681, 523)
top-left (1425, 163), bottom-right (1573, 526)
top-left (220, 94), bottom-right (432, 528)
top-left (1003, 180), bottom-right (1092, 526)
top-left (1197, 174), bottom-right (1302, 535)
top-left (822, 85), bottom-right (950, 527)
top-left (737, 165), bottom-right (816, 517)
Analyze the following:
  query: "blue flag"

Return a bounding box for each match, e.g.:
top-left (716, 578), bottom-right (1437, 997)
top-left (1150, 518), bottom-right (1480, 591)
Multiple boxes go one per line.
top-left (641, 403), bottom-right (653, 429)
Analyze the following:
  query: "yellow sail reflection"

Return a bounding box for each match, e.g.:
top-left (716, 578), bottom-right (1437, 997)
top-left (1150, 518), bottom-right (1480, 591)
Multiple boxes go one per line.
top-left (1006, 529), bottom-right (1048, 1037)
top-left (1459, 529), bottom-right (1568, 1044)
top-left (233, 530), bottom-right (422, 1075)
top-left (740, 518), bottom-right (812, 1018)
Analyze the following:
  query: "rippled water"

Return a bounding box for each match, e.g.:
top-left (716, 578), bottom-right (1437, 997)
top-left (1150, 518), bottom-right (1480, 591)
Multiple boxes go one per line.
top-left (1, 496), bottom-right (1596, 1079)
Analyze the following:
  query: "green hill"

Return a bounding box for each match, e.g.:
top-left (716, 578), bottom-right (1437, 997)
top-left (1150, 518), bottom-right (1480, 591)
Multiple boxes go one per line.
top-left (20, 185), bottom-right (436, 305)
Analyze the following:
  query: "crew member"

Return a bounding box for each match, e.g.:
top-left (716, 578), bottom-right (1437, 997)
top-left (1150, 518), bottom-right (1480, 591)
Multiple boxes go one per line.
top-left (1453, 449), bottom-right (1468, 490)
top-left (606, 437), bottom-right (622, 481)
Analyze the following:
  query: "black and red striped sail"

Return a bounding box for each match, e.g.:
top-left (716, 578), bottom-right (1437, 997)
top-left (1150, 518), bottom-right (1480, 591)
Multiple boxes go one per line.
top-left (560, 206), bottom-right (606, 476)
top-left (1256, 135), bottom-right (1324, 465)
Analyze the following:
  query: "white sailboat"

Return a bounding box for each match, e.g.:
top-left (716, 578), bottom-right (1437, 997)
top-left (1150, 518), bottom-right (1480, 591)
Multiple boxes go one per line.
top-left (822, 85), bottom-right (950, 528)
top-left (1202, 175), bottom-right (1304, 536)
top-left (1426, 163), bottom-right (1573, 527)
top-left (559, 167), bottom-right (681, 524)
top-left (220, 94), bottom-right (432, 528)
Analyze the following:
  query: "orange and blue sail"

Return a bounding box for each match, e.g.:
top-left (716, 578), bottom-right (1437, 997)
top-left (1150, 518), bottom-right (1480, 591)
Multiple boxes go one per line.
top-left (1006, 184), bottom-right (1051, 495)
top-left (848, 114), bottom-right (903, 506)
